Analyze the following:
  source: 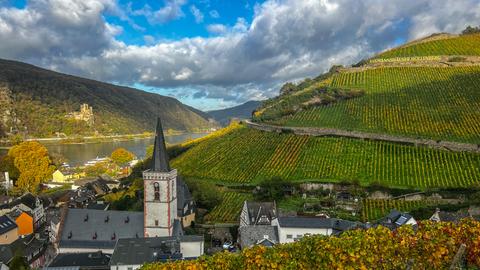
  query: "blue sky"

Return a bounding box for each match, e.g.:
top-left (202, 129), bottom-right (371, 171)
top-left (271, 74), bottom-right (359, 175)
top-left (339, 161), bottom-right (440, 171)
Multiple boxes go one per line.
top-left (108, 0), bottom-right (261, 45)
top-left (0, 0), bottom-right (478, 111)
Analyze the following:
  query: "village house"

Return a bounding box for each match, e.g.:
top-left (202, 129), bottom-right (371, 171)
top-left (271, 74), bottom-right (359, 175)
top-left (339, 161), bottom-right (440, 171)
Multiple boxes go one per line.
top-left (7, 209), bottom-right (33, 237)
top-left (376, 209), bottom-right (417, 230)
top-left (238, 201), bottom-right (279, 248)
top-left (238, 200), bottom-right (361, 248)
top-left (52, 169), bottom-right (86, 184)
top-left (0, 233), bottom-right (49, 268)
top-left (0, 193), bottom-right (45, 231)
top-left (45, 251), bottom-right (111, 270)
top-left (430, 208), bottom-right (471, 223)
top-left (0, 215), bottom-right (17, 245)
top-left (109, 235), bottom-right (204, 270)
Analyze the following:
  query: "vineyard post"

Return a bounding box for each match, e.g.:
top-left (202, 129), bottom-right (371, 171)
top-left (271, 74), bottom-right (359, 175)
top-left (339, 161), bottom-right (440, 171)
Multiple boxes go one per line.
top-left (449, 243), bottom-right (466, 270)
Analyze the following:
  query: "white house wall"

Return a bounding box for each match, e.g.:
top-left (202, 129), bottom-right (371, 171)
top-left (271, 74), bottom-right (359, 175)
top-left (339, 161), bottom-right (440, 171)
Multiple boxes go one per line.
top-left (277, 227), bottom-right (332, 244)
top-left (180, 241), bottom-right (204, 258)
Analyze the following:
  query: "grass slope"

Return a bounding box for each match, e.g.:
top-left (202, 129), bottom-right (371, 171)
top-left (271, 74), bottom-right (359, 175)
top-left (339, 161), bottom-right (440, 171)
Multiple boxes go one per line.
top-left (377, 33), bottom-right (480, 58)
top-left (172, 125), bottom-right (480, 189)
top-left (273, 66), bottom-right (480, 143)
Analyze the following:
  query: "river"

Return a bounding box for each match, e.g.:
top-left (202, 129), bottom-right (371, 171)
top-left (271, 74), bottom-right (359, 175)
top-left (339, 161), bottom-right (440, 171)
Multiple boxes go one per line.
top-left (0, 133), bottom-right (208, 166)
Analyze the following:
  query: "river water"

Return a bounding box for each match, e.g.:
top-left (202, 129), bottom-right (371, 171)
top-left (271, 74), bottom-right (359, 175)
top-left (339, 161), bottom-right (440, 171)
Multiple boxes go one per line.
top-left (0, 133), bottom-right (208, 166)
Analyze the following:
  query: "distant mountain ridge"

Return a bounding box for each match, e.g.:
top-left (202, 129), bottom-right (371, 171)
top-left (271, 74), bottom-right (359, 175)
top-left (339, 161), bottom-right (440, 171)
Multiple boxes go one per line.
top-left (0, 59), bottom-right (216, 138)
top-left (207, 101), bottom-right (261, 125)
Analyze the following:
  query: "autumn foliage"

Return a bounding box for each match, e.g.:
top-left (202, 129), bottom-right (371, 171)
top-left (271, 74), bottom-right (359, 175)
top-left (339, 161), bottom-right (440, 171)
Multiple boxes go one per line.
top-left (7, 141), bottom-right (55, 193)
top-left (111, 147), bottom-right (135, 166)
top-left (142, 219), bottom-right (480, 270)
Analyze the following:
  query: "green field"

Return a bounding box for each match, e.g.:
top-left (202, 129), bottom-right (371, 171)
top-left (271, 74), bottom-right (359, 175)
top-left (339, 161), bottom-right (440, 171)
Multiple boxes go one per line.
top-left (272, 66), bottom-right (480, 143)
top-left (376, 34), bottom-right (480, 58)
top-left (204, 191), bottom-right (252, 223)
top-left (172, 126), bottom-right (480, 189)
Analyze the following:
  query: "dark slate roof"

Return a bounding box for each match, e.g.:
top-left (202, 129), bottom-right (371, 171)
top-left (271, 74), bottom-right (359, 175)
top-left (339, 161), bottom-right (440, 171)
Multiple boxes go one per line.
top-left (0, 193), bottom-right (39, 211)
top-left (386, 209), bottom-right (414, 226)
top-left (177, 178), bottom-right (195, 217)
top-left (0, 215), bottom-right (16, 234)
top-left (277, 217), bottom-right (359, 231)
top-left (431, 209), bottom-right (470, 223)
top-left (0, 234), bottom-right (48, 264)
top-left (110, 235), bottom-right (204, 265)
top-left (151, 117), bottom-right (170, 172)
top-left (48, 252), bottom-right (111, 268)
top-left (244, 201), bottom-right (277, 225)
top-left (238, 225), bottom-right (278, 248)
top-left (59, 209), bottom-right (143, 250)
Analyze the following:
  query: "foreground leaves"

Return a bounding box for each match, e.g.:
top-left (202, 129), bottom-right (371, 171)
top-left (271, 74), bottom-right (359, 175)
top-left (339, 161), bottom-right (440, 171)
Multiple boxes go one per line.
top-left (142, 219), bottom-right (480, 270)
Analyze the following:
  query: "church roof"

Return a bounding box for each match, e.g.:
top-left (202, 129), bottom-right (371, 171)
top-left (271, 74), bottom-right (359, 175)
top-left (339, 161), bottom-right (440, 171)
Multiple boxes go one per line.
top-left (151, 117), bottom-right (171, 172)
top-left (59, 209), bottom-right (144, 250)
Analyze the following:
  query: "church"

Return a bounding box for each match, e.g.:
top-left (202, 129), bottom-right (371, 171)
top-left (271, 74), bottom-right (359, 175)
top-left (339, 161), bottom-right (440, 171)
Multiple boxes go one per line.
top-left (58, 118), bottom-right (201, 257)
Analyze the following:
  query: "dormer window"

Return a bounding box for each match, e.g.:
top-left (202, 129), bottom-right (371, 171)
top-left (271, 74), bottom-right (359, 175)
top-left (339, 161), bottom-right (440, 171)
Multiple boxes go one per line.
top-left (154, 182), bottom-right (160, 200)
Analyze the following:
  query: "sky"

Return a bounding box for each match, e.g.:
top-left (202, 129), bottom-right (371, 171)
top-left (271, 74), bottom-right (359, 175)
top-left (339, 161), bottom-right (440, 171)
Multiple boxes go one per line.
top-left (0, 0), bottom-right (479, 111)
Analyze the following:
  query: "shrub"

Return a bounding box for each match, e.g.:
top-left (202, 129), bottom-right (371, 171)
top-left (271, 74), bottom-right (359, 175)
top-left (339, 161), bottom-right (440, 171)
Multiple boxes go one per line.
top-left (142, 219), bottom-right (480, 270)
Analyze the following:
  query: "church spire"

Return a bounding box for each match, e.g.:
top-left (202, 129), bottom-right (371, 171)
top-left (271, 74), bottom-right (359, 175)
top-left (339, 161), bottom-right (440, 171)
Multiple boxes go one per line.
top-left (151, 117), bottom-right (170, 172)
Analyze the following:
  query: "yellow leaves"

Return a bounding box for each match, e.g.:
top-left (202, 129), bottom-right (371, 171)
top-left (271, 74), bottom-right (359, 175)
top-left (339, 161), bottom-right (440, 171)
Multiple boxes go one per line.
top-left (7, 141), bottom-right (55, 193)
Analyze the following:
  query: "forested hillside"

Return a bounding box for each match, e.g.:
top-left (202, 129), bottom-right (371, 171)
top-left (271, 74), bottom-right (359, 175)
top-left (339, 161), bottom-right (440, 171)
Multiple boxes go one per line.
top-left (0, 59), bottom-right (215, 137)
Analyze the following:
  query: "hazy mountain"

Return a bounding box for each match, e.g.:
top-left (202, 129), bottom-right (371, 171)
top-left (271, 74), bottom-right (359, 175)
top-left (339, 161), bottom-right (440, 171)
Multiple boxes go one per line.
top-left (207, 101), bottom-right (261, 125)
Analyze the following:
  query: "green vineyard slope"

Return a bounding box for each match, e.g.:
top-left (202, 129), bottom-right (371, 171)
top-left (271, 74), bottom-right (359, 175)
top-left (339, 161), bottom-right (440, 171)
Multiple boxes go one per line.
top-left (274, 66), bottom-right (480, 143)
top-left (376, 34), bottom-right (480, 59)
top-left (171, 126), bottom-right (480, 189)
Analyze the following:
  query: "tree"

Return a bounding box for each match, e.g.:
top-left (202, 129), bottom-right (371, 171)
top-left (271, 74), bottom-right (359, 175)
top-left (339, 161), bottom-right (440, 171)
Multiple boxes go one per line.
top-left (145, 144), bottom-right (154, 159)
top-left (462, 25), bottom-right (480, 35)
top-left (9, 251), bottom-right (30, 270)
top-left (84, 161), bottom-right (109, 177)
top-left (7, 141), bottom-right (55, 193)
top-left (279, 82), bottom-right (297, 96)
top-left (186, 179), bottom-right (222, 210)
top-left (111, 148), bottom-right (135, 166)
top-left (254, 177), bottom-right (293, 201)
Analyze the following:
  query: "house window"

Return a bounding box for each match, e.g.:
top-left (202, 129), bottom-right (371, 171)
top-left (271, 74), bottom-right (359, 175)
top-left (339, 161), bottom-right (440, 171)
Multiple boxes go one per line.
top-left (286, 234), bottom-right (293, 239)
top-left (296, 234), bottom-right (303, 239)
top-left (155, 220), bottom-right (159, 226)
top-left (154, 182), bottom-right (160, 200)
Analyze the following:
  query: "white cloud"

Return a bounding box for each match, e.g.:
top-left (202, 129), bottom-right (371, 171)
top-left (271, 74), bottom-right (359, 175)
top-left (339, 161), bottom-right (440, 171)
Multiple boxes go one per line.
top-left (209, 9), bottom-right (219, 18)
top-left (206, 23), bottom-right (227, 34)
top-left (130, 0), bottom-right (186, 25)
top-left (190, 5), bottom-right (204, 23)
top-left (1, 0), bottom-right (480, 107)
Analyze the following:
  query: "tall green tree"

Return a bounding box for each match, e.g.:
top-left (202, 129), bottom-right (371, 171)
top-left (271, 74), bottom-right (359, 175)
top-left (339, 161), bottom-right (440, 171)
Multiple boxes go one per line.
top-left (8, 141), bottom-right (55, 193)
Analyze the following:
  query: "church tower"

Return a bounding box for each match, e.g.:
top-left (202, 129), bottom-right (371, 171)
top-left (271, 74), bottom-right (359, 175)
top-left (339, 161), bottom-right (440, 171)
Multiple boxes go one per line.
top-left (143, 118), bottom-right (177, 237)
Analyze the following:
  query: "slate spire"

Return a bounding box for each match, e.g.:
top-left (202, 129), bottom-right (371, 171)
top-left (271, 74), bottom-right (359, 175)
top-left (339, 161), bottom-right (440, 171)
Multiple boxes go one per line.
top-left (151, 117), bottom-right (171, 172)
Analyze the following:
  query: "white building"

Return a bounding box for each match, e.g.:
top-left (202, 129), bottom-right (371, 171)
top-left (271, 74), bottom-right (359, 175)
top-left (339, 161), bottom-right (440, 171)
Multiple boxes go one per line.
top-left (272, 217), bottom-right (359, 244)
top-left (109, 235), bottom-right (204, 270)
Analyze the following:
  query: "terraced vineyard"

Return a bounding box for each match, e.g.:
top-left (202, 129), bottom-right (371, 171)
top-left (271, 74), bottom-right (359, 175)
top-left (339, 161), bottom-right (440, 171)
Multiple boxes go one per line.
top-left (376, 34), bottom-right (480, 58)
top-left (172, 126), bottom-right (480, 189)
top-left (361, 199), bottom-right (439, 221)
top-left (204, 191), bottom-right (252, 223)
top-left (274, 66), bottom-right (480, 143)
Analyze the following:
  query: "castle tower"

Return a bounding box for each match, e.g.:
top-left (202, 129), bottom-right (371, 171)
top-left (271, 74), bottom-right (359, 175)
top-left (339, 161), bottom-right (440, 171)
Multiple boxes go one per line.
top-left (143, 118), bottom-right (177, 237)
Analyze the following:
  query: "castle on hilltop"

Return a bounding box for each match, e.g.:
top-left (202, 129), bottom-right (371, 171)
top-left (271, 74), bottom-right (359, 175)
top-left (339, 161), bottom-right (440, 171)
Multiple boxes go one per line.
top-left (67, 103), bottom-right (94, 125)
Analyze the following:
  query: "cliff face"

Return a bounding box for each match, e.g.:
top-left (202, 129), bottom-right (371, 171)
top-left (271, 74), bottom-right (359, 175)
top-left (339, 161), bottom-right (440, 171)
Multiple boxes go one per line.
top-left (0, 59), bottom-right (216, 138)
